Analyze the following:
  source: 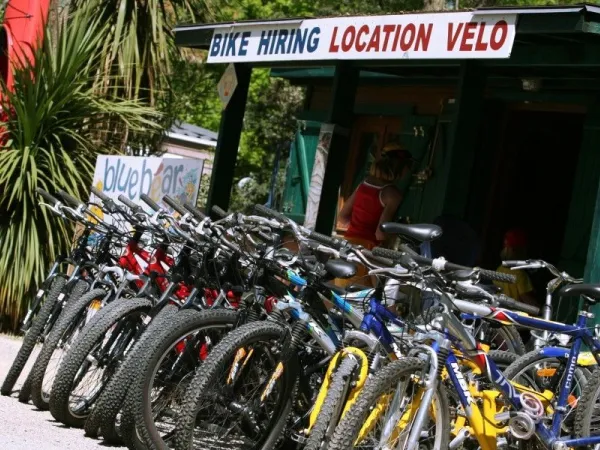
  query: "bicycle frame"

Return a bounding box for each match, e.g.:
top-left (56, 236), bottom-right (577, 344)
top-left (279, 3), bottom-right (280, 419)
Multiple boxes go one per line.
top-left (446, 298), bottom-right (600, 449)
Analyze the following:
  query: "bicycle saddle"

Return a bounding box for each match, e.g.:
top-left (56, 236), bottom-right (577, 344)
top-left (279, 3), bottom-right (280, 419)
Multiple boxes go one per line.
top-left (558, 283), bottom-right (600, 301)
top-left (380, 222), bottom-right (442, 243)
top-left (324, 259), bottom-right (357, 280)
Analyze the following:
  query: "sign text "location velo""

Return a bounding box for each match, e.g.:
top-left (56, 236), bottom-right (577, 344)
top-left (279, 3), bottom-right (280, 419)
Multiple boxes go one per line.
top-left (206, 13), bottom-right (517, 63)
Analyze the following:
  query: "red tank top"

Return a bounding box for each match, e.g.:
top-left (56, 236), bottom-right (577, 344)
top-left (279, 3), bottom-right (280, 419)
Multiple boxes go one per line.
top-left (345, 182), bottom-right (386, 244)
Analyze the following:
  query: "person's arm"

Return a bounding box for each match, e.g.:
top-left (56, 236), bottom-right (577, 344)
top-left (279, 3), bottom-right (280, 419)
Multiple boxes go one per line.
top-left (376, 186), bottom-right (403, 242)
top-left (338, 189), bottom-right (357, 226)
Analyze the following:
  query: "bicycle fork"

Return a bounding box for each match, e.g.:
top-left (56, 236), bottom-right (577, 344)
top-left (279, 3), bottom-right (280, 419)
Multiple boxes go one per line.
top-left (378, 342), bottom-right (444, 450)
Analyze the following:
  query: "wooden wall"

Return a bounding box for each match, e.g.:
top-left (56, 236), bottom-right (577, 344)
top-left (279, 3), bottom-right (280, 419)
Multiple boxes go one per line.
top-left (307, 84), bottom-right (456, 116)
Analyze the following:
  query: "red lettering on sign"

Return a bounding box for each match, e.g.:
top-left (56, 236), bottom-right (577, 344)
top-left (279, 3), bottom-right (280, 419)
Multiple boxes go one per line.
top-left (459, 22), bottom-right (477, 51)
top-left (341, 26), bottom-right (356, 52)
top-left (392, 24), bottom-right (402, 51)
top-left (367, 25), bottom-right (381, 51)
top-left (329, 26), bottom-right (340, 52)
top-left (382, 24), bottom-right (395, 51)
top-left (490, 20), bottom-right (508, 50)
top-left (475, 22), bottom-right (487, 51)
top-left (447, 23), bottom-right (464, 51)
top-left (400, 23), bottom-right (415, 51)
top-left (356, 25), bottom-right (369, 51)
top-left (415, 23), bottom-right (433, 51)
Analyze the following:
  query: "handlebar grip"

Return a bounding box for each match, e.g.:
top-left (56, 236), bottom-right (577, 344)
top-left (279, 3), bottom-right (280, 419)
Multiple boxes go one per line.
top-left (183, 202), bottom-right (207, 221)
top-left (118, 194), bottom-right (143, 214)
top-left (361, 250), bottom-right (394, 267)
top-left (91, 187), bottom-right (109, 203)
top-left (162, 195), bottom-right (186, 216)
top-left (372, 247), bottom-right (406, 261)
top-left (140, 194), bottom-right (161, 212)
top-left (497, 294), bottom-right (540, 316)
top-left (502, 260), bottom-right (529, 268)
top-left (36, 188), bottom-right (60, 205)
top-left (211, 205), bottom-right (228, 219)
top-left (58, 190), bottom-right (84, 208)
top-left (308, 231), bottom-right (345, 249)
top-left (254, 204), bottom-right (288, 223)
top-left (479, 269), bottom-right (516, 284)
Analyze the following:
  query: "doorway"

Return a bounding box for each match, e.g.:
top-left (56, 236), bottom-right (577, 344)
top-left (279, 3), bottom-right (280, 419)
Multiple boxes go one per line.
top-left (481, 109), bottom-right (585, 275)
top-left (335, 116), bottom-right (401, 231)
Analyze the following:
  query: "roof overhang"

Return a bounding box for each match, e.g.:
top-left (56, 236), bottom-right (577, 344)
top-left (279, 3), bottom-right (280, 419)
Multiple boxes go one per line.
top-left (175, 4), bottom-right (600, 68)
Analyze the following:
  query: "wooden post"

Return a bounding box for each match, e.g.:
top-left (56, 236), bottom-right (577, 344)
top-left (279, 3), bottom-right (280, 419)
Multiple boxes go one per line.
top-left (206, 63), bottom-right (252, 214)
top-left (441, 61), bottom-right (487, 218)
top-left (314, 62), bottom-right (359, 234)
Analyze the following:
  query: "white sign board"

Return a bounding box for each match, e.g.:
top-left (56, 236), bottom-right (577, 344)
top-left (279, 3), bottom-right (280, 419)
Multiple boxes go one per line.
top-left (218, 63), bottom-right (238, 108)
top-left (207, 13), bottom-right (517, 63)
top-left (89, 156), bottom-right (204, 218)
top-left (304, 124), bottom-right (334, 229)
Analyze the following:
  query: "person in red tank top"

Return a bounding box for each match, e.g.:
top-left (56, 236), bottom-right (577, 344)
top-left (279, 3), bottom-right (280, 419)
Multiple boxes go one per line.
top-left (337, 143), bottom-right (412, 286)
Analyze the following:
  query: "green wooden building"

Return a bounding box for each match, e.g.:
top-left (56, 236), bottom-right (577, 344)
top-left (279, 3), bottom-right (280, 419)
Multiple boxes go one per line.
top-left (175, 4), bottom-right (600, 308)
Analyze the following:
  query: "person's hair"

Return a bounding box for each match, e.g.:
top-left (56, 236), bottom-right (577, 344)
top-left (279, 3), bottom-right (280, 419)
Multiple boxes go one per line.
top-left (369, 147), bottom-right (411, 182)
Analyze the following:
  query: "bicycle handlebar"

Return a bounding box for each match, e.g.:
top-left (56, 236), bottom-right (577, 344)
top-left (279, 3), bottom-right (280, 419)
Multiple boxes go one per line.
top-left (36, 188), bottom-right (60, 205)
top-left (140, 194), bottom-right (161, 212)
top-left (162, 195), bottom-right (186, 216)
top-left (118, 195), bottom-right (143, 214)
top-left (212, 205), bottom-right (228, 219)
top-left (372, 247), bottom-right (517, 284)
top-left (91, 187), bottom-right (109, 203)
top-left (496, 294), bottom-right (540, 316)
top-left (58, 190), bottom-right (84, 208)
top-left (184, 202), bottom-right (207, 221)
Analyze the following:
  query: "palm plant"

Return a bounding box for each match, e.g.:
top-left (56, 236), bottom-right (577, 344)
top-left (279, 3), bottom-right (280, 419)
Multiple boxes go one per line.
top-left (68, 0), bottom-right (223, 110)
top-left (0, 3), bottom-right (161, 330)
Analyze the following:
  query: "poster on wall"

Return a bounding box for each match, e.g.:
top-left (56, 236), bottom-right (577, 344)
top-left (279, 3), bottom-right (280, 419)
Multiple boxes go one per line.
top-left (89, 155), bottom-right (204, 222)
top-left (304, 124), bottom-right (334, 229)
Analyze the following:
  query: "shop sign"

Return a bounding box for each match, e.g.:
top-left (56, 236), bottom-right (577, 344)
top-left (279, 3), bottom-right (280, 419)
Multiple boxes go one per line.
top-left (89, 155), bottom-right (204, 218)
top-left (207, 12), bottom-right (517, 63)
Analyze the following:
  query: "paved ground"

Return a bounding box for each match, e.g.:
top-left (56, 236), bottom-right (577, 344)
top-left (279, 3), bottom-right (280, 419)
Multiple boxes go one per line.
top-left (0, 334), bottom-right (127, 450)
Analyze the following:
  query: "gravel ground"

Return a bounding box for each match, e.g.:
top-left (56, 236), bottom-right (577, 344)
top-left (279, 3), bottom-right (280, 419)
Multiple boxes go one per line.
top-left (0, 334), bottom-right (127, 450)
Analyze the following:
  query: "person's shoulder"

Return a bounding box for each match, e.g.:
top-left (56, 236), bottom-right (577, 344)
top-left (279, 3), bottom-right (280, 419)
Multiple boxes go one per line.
top-left (382, 184), bottom-right (402, 198)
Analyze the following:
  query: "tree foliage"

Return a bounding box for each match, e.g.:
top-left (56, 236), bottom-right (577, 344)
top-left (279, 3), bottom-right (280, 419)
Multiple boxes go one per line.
top-left (0, 4), bottom-right (161, 329)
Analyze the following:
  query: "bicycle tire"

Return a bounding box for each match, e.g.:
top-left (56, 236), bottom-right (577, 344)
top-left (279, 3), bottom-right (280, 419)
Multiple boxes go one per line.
top-left (123, 308), bottom-right (240, 450)
top-left (304, 356), bottom-right (358, 450)
top-left (1, 276), bottom-right (66, 396)
top-left (173, 321), bottom-right (296, 450)
top-left (28, 288), bottom-right (107, 410)
top-left (574, 367), bottom-right (600, 440)
top-left (328, 357), bottom-right (450, 450)
top-left (18, 280), bottom-right (90, 404)
top-left (85, 303), bottom-right (180, 444)
top-left (49, 297), bottom-right (153, 427)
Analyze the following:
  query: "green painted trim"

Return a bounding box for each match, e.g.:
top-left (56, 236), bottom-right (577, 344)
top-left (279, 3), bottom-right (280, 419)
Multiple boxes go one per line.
top-left (295, 131), bottom-right (311, 202)
top-left (297, 111), bottom-right (327, 122)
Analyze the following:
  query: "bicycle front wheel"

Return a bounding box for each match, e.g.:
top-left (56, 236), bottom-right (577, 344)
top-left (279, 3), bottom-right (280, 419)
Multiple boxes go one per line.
top-left (328, 357), bottom-right (450, 450)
